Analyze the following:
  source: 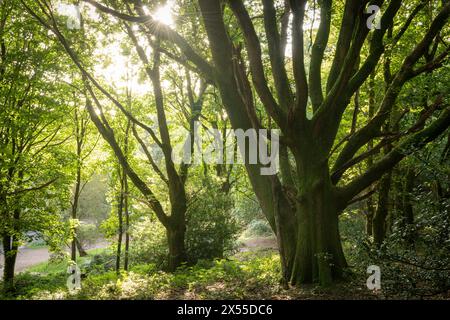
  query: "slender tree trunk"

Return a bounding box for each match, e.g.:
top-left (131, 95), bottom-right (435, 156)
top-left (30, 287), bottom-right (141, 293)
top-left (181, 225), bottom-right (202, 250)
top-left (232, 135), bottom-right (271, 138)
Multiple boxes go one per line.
top-left (2, 234), bottom-right (18, 293)
top-left (71, 234), bottom-right (77, 262)
top-left (401, 168), bottom-right (416, 243)
top-left (75, 238), bottom-right (88, 257)
top-left (116, 175), bottom-right (124, 273)
top-left (403, 168), bottom-right (416, 226)
top-left (71, 167), bottom-right (81, 262)
top-left (71, 107), bottom-right (88, 261)
top-left (166, 217), bottom-right (187, 272)
top-left (124, 174), bottom-right (130, 272)
top-left (366, 197), bottom-right (375, 236)
top-left (365, 71), bottom-right (376, 236)
top-left (373, 173), bottom-right (392, 246)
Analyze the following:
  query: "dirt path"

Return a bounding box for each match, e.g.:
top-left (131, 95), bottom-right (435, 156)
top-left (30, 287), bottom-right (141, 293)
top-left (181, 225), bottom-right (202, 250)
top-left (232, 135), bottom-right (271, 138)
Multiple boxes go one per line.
top-left (0, 241), bottom-right (108, 277)
top-left (239, 237), bottom-right (278, 252)
top-left (0, 238), bottom-right (272, 278)
top-left (0, 247), bottom-right (51, 274)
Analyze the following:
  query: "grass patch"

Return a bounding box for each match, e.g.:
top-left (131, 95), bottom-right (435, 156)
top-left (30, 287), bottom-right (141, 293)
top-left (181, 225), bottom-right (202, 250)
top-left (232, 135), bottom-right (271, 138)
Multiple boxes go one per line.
top-left (24, 247), bottom-right (109, 275)
top-left (24, 243), bottom-right (48, 249)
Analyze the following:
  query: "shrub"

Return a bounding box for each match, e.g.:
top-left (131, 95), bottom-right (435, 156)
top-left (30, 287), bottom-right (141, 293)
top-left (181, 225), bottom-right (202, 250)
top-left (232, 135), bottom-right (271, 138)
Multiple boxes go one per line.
top-left (185, 190), bottom-right (241, 264)
top-left (80, 250), bottom-right (116, 275)
top-left (129, 189), bottom-right (241, 267)
top-left (128, 216), bottom-right (168, 268)
top-left (240, 219), bottom-right (274, 239)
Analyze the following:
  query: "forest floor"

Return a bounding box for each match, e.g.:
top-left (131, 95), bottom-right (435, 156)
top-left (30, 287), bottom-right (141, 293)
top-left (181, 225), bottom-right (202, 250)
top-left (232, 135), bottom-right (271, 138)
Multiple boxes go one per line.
top-left (239, 237), bottom-right (278, 252)
top-left (0, 238), bottom-right (273, 275)
top-left (0, 247), bottom-right (50, 274)
top-left (1, 237), bottom-right (448, 300)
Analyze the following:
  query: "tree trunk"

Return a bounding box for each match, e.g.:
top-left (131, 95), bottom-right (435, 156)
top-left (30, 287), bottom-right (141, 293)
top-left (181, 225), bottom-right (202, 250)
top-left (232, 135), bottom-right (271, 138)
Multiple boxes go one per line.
top-left (288, 162), bottom-right (347, 286)
top-left (166, 221), bottom-right (186, 272)
top-left (398, 168), bottom-right (416, 244)
top-left (124, 175), bottom-right (130, 272)
top-left (116, 173), bottom-right (125, 273)
top-left (71, 108), bottom-right (84, 262)
top-left (402, 169), bottom-right (415, 226)
top-left (75, 238), bottom-right (88, 257)
top-left (2, 235), bottom-right (18, 293)
top-left (373, 173), bottom-right (392, 246)
top-left (71, 236), bottom-right (77, 262)
top-left (366, 196), bottom-right (375, 236)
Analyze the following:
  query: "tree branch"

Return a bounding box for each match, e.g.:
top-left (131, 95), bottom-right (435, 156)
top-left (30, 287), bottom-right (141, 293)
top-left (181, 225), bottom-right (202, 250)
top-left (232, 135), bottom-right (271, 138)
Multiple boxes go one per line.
top-left (309, 0), bottom-right (331, 111)
top-left (82, 0), bottom-right (214, 81)
top-left (262, 0), bottom-right (293, 110)
top-left (6, 178), bottom-right (58, 196)
top-left (228, 0), bottom-right (286, 129)
top-left (339, 106), bottom-right (450, 204)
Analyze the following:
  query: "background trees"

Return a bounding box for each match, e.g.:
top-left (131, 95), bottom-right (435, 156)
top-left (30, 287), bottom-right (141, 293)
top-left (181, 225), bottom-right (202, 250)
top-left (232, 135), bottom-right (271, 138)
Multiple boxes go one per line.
top-left (0, 1), bottom-right (73, 291)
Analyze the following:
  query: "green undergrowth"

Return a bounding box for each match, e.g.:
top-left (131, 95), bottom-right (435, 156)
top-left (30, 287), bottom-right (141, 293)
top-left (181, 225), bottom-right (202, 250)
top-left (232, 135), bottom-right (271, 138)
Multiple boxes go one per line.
top-left (1, 248), bottom-right (382, 300)
top-left (1, 250), bottom-right (283, 300)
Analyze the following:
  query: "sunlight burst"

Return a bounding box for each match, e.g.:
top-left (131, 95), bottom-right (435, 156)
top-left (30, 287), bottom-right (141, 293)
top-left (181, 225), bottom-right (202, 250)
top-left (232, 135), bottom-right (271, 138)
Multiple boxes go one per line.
top-left (152, 1), bottom-right (175, 27)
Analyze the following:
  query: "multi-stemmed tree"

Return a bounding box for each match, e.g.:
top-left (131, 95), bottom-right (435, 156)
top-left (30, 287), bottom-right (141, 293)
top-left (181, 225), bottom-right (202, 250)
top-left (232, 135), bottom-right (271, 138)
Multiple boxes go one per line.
top-left (0, 0), bottom-right (72, 291)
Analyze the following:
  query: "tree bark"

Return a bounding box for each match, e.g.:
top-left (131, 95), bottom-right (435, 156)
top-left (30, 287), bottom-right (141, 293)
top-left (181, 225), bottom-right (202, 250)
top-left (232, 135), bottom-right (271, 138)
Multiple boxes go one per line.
top-left (366, 196), bottom-right (375, 236)
top-left (373, 173), bottom-right (392, 246)
top-left (2, 234), bottom-right (18, 293)
top-left (166, 219), bottom-right (187, 272)
top-left (116, 174), bottom-right (124, 273)
top-left (289, 155), bottom-right (347, 286)
top-left (75, 238), bottom-right (88, 257)
top-left (124, 174), bottom-right (130, 272)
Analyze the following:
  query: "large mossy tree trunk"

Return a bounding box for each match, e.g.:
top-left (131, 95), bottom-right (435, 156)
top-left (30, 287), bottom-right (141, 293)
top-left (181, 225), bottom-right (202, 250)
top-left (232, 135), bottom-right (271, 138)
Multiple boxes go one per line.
top-left (289, 150), bottom-right (347, 285)
top-left (197, 0), bottom-right (349, 286)
top-left (270, 160), bottom-right (348, 286)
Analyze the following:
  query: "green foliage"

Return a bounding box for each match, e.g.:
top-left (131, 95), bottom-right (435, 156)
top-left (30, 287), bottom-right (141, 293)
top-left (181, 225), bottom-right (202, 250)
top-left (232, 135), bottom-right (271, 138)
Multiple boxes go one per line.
top-left (233, 195), bottom-right (265, 226)
top-left (342, 161), bottom-right (450, 299)
top-left (186, 189), bottom-right (241, 263)
top-left (77, 222), bottom-right (102, 248)
top-left (127, 216), bottom-right (168, 268)
top-left (77, 175), bottom-right (110, 226)
top-left (240, 219), bottom-right (274, 239)
top-left (3, 251), bottom-right (281, 300)
top-left (80, 250), bottom-right (117, 275)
